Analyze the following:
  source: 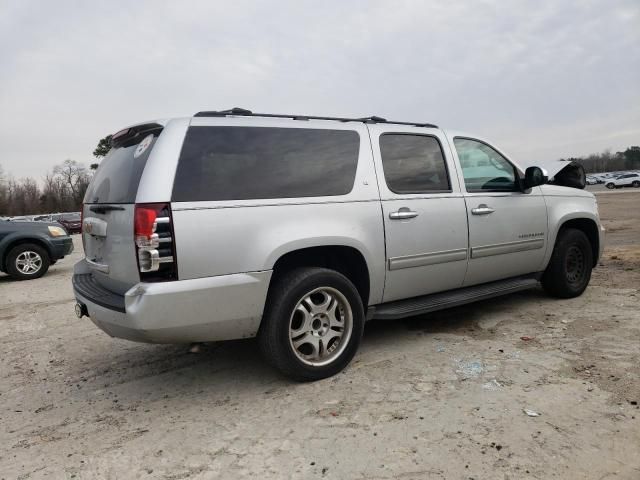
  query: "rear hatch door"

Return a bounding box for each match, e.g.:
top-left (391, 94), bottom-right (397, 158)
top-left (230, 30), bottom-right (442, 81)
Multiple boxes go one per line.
top-left (82, 124), bottom-right (163, 295)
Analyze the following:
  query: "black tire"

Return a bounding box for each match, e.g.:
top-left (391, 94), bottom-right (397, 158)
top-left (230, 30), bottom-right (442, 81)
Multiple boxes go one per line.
top-left (542, 228), bottom-right (593, 298)
top-left (258, 267), bottom-right (365, 381)
top-left (605, 183), bottom-right (615, 189)
top-left (5, 243), bottom-right (50, 280)
top-left (632, 181), bottom-right (640, 188)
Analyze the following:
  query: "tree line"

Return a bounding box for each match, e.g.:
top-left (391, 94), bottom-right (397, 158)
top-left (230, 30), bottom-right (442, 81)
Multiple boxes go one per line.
top-left (0, 160), bottom-right (92, 216)
top-left (0, 135), bottom-right (111, 217)
top-left (563, 146), bottom-right (640, 174)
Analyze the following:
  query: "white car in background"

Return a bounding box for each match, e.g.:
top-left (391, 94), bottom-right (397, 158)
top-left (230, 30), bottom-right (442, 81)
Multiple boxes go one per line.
top-left (605, 173), bottom-right (640, 189)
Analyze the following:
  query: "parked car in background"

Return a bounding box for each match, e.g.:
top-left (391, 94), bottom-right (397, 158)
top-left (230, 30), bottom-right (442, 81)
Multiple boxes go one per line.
top-left (585, 176), bottom-right (598, 185)
top-left (605, 173), bottom-right (640, 189)
top-left (0, 220), bottom-right (73, 280)
top-left (73, 109), bottom-right (605, 381)
top-left (52, 213), bottom-right (82, 234)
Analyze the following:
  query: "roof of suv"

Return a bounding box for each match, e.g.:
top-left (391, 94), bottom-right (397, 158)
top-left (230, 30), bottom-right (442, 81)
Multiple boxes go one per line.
top-left (192, 107), bottom-right (439, 129)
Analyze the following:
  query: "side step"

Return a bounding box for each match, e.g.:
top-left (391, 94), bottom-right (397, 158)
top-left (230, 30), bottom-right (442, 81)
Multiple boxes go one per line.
top-left (372, 274), bottom-right (541, 320)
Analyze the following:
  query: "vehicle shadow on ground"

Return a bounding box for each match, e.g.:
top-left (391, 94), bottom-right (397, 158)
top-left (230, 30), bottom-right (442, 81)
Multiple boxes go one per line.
top-left (64, 289), bottom-right (548, 399)
top-left (365, 288), bottom-right (547, 339)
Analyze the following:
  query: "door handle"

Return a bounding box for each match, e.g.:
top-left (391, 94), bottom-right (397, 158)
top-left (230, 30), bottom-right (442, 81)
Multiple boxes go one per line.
top-left (471, 204), bottom-right (495, 215)
top-left (389, 207), bottom-right (418, 220)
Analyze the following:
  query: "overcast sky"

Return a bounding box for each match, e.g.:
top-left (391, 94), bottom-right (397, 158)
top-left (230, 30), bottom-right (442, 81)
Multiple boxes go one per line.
top-left (1, 0), bottom-right (638, 180)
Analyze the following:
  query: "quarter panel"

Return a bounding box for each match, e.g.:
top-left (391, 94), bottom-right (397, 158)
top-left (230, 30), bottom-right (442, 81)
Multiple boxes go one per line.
top-left (169, 119), bottom-right (385, 304)
top-left (171, 201), bottom-right (386, 305)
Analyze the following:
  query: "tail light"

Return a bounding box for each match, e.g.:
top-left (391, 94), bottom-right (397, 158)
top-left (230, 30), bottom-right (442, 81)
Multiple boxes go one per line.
top-left (134, 203), bottom-right (178, 281)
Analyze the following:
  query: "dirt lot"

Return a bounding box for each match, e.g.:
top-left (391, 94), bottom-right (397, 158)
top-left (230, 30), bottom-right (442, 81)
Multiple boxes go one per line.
top-left (1, 191), bottom-right (639, 480)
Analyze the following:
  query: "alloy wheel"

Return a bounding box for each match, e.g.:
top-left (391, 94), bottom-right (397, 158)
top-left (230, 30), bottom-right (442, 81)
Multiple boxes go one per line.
top-left (15, 251), bottom-right (43, 275)
top-left (288, 287), bottom-right (353, 367)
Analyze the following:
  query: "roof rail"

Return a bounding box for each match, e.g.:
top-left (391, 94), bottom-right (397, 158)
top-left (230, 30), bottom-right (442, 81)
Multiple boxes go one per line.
top-left (193, 108), bottom-right (438, 128)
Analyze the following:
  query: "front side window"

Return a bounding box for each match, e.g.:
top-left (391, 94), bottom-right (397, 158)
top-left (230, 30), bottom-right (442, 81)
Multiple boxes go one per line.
top-left (379, 134), bottom-right (450, 194)
top-left (172, 127), bottom-right (360, 201)
top-left (453, 138), bottom-right (518, 192)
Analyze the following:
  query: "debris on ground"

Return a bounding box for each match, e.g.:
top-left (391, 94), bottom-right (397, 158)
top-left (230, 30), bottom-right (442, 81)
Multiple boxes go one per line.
top-left (456, 360), bottom-right (484, 380)
top-left (482, 379), bottom-right (503, 391)
top-left (523, 408), bottom-right (541, 417)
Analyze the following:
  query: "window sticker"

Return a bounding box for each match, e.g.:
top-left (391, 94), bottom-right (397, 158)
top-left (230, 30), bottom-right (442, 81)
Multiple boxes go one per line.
top-left (134, 134), bottom-right (154, 158)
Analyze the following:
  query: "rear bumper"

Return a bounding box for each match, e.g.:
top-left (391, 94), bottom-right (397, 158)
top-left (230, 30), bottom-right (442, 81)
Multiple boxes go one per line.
top-left (50, 237), bottom-right (74, 259)
top-left (72, 259), bottom-right (272, 344)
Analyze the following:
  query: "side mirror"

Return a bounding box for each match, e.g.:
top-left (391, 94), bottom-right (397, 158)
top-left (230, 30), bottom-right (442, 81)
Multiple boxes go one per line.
top-left (523, 166), bottom-right (548, 189)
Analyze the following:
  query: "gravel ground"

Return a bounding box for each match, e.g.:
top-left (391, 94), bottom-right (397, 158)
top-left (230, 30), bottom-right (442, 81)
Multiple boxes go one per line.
top-left (1, 191), bottom-right (639, 479)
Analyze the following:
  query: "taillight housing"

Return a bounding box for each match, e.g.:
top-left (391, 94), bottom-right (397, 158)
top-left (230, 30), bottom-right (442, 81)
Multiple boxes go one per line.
top-left (134, 203), bottom-right (178, 281)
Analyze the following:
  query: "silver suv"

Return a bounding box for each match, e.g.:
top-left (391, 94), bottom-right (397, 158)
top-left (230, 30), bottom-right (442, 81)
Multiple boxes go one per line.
top-left (73, 108), bottom-right (605, 381)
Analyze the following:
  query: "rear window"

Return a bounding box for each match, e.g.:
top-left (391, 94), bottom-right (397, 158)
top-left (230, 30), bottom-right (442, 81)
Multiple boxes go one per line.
top-left (84, 130), bottom-right (160, 204)
top-left (172, 127), bottom-right (360, 202)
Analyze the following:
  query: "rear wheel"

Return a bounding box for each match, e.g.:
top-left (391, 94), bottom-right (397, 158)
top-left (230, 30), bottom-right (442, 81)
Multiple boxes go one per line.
top-left (632, 180), bottom-right (640, 188)
top-left (542, 228), bottom-right (592, 298)
top-left (259, 267), bottom-right (364, 381)
top-left (606, 183), bottom-right (615, 189)
top-left (5, 243), bottom-right (50, 280)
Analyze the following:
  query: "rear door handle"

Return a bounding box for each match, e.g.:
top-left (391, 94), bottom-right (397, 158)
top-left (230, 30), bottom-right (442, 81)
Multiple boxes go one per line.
top-left (389, 207), bottom-right (418, 220)
top-left (471, 204), bottom-right (495, 215)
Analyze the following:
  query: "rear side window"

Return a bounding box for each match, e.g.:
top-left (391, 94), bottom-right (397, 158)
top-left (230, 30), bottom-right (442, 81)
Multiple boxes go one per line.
top-left (84, 130), bottom-right (160, 204)
top-left (379, 134), bottom-right (450, 193)
top-left (172, 127), bottom-right (360, 202)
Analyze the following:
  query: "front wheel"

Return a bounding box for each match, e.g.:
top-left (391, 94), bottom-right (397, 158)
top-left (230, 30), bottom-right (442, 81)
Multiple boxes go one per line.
top-left (606, 183), bottom-right (615, 189)
top-left (542, 228), bottom-right (593, 298)
top-left (259, 267), bottom-right (365, 381)
top-left (5, 243), bottom-right (50, 280)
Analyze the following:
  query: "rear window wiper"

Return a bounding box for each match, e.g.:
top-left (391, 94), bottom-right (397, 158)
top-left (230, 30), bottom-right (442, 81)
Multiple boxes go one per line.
top-left (89, 205), bottom-right (126, 214)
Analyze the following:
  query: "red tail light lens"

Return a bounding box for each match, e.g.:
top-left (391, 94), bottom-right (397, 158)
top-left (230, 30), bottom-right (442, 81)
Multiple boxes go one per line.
top-left (135, 204), bottom-right (163, 243)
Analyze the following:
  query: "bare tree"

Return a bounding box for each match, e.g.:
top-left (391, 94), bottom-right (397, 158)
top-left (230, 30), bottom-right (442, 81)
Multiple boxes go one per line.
top-left (53, 159), bottom-right (91, 206)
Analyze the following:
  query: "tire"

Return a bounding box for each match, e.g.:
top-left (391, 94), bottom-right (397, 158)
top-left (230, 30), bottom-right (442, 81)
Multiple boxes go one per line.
top-left (606, 183), bottom-right (615, 189)
top-left (5, 243), bottom-right (50, 280)
top-left (542, 228), bottom-right (593, 298)
top-left (632, 181), bottom-right (640, 188)
top-left (258, 267), bottom-right (365, 381)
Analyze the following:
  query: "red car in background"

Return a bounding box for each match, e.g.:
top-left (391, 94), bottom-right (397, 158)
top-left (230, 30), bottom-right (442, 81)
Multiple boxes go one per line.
top-left (53, 212), bottom-right (82, 234)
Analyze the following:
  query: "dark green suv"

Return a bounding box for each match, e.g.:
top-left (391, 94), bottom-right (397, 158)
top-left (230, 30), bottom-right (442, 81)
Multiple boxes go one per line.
top-left (0, 220), bottom-right (74, 280)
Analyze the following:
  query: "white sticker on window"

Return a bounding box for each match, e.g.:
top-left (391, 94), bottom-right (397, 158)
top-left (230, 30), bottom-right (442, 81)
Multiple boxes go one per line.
top-left (134, 134), bottom-right (154, 158)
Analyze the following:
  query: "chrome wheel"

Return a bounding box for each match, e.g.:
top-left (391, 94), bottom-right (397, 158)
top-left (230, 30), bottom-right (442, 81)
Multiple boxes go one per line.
top-left (288, 287), bottom-right (353, 367)
top-left (15, 251), bottom-right (43, 275)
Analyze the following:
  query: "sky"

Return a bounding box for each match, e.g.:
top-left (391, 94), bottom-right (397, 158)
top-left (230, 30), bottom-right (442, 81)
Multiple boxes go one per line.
top-left (1, 0), bottom-right (639, 180)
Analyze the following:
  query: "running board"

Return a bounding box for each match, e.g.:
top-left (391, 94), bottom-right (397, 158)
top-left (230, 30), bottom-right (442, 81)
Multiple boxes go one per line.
top-left (372, 274), bottom-right (541, 320)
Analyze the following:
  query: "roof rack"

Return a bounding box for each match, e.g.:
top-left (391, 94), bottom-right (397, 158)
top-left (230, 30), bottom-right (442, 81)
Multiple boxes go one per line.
top-left (193, 107), bottom-right (438, 129)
